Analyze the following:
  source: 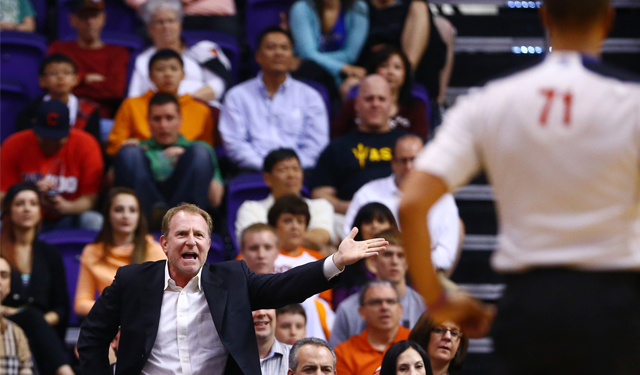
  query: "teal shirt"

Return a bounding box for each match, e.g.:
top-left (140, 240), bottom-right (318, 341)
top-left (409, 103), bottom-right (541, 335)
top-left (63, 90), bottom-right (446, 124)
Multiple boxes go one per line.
top-left (140, 135), bottom-right (223, 183)
top-left (0, 0), bottom-right (35, 24)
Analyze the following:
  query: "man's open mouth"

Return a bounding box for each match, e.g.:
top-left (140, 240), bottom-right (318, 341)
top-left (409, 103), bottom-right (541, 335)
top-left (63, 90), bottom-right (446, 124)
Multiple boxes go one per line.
top-left (182, 253), bottom-right (198, 260)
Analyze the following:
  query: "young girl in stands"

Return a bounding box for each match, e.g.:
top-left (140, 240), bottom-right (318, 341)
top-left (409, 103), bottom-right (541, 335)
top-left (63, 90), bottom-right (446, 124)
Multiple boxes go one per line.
top-left (74, 187), bottom-right (166, 317)
top-left (0, 182), bottom-right (74, 375)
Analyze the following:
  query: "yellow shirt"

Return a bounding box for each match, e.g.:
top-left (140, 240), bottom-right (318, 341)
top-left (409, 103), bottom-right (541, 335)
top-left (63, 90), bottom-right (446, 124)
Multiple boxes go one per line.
top-left (74, 235), bottom-right (166, 316)
top-left (106, 90), bottom-right (215, 155)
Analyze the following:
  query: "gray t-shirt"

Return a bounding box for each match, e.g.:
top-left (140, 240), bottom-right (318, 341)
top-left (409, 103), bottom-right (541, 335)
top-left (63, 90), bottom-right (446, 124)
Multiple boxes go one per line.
top-left (329, 286), bottom-right (426, 347)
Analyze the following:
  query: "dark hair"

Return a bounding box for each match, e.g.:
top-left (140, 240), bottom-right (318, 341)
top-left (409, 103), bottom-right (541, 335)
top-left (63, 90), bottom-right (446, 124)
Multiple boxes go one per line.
top-left (263, 148), bottom-right (300, 173)
top-left (148, 92), bottom-right (181, 116)
top-left (544, 0), bottom-right (610, 29)
top-left (409, 315), bottom-right (469, 375)
top-left (276, 304), bottom-right (307, 323)
top-left (367, 45), bottom-right (413, 107)
top-left (257, 26), bottom-right (293, 50)
top-left (351, 203), bottom-right (398, 241)
top-left (148, 48), bottom-right (184, 72)
top-left (93, 188), bottom-right (150, 265)
top-left (0, 182), bottom-right (42, 270)
top-left (380, 341), bottom-right (434, 375)
top-left (267, 194), bottom-right (310, 228)
top-left (38, 53), bottom-right (78, 76)
top-left (358, 280), bottom-right (398, 306)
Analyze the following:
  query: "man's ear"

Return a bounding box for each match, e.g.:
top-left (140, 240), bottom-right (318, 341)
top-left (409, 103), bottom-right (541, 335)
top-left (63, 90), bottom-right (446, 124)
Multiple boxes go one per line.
top-left (263, 172), bottom-right (273, 188)
top-left (160, 235), bottom-right (169, 256)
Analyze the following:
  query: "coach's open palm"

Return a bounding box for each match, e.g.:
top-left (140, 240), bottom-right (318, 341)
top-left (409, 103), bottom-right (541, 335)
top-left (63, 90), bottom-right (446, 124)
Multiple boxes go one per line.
top-left (332, 228), bottom-right (388, 269)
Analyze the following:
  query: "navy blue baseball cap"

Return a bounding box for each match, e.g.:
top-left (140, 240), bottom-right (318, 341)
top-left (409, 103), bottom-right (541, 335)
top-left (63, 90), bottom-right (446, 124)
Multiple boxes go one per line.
top-left (33, 100), bottom-right (70, 140)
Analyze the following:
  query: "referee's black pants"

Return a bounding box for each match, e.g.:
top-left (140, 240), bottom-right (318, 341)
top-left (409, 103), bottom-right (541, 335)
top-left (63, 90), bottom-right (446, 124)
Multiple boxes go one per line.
top-left (491, 268), bottom-right (640, 375)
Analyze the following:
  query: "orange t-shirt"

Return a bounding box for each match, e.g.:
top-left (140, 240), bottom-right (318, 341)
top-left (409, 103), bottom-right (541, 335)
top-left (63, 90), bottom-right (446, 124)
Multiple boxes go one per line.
top-left (0, 129), bottom-right (104, 220)
top-left (335, 326), bottom-right (411, 375)
top-left (106, 90), bottom-right (214, 155)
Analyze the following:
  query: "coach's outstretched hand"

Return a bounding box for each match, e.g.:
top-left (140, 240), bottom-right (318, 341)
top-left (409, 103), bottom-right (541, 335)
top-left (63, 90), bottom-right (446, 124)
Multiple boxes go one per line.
top-left (332, 227), bottom-right (388, 270)
top-left (430, 289), bottom-right (496, 339)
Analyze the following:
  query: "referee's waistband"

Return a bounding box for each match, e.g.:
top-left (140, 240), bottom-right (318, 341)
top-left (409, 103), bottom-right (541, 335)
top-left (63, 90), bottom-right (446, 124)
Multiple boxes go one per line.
top-left (503, 267), bottom-right (640, 283)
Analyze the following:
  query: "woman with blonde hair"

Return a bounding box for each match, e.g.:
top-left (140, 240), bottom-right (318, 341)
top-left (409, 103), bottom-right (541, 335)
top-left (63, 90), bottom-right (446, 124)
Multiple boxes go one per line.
top-left (74, 187), bottom-right (166, 316)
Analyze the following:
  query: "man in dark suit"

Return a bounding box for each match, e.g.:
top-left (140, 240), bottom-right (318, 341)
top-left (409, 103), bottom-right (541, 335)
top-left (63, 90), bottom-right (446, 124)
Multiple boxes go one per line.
top-left (78, 203), bottom-right (387, 375)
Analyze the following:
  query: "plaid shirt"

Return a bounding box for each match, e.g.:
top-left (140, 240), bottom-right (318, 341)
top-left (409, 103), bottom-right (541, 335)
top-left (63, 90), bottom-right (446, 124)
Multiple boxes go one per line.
top-left (0, 320), bottom-right (32, 375)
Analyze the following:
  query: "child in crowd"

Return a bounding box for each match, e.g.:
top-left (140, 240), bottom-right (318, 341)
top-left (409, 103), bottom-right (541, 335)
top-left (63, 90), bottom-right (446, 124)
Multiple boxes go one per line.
top-left (15, 53), bottom-right (102, 145)
top-left (0, 0), bottom-right (35, 31)
top-left (107, 49), bottom-right (215, 156)
top-left (275, 304), bottom-right (307, 345)
top-left (0, 257), bottom-right (33, 375)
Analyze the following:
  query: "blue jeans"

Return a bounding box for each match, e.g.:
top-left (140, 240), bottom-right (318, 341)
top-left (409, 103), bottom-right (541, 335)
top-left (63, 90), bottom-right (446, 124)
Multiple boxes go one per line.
top-left (113, 144), bottom-right (215, 218)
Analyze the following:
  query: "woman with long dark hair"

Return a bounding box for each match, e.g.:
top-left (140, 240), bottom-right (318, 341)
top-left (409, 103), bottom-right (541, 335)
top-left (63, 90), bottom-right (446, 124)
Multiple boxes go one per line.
top-left (333, 45), bottom-right (429, 138)
top-left (379, 340), bottom-right (433, 375)
top-left (0, 182), bottom-right (73, 375)
top-left (74, 187), bottom-right (165, 316)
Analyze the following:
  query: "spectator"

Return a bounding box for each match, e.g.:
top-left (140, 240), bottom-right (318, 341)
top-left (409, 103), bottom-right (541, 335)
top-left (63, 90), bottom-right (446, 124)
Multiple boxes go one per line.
top-left (220, 27), bottom-right (329, 172)
top-left (1, 101), bottom-right (104, 232)
top-left (288, 338), bottom-right (337, 375)
top-left (113, 92), bottom-right (224, 225)
top-left (235, 148), bottom-right (334, 249)
top-left (409, 316), bottom-right (468, 375)
top-left (276, 304), bottom-right (307, 345)
top-left (253, 309), bottom-right (291, 375)
top-left (16, 53), bottom-right (101, 145)
top-left (126, 0), bottom-right (238, 35)
top-left (107, 49), bottom-right (215, 156)
top-left (333, 46), bottom-right (429, 138)
top-left (239, 223), bottom-right (335, 341)
top-left (128, 0), bottom-right (232, 105)
top-left (48, 0), bottom-right (130, 119)
top-left (310, 75), bottom-right (407, 232)
top-left (379, 341), bottom-right (433, 375)
top-left (334, 280), bottom-right (410, 375)
top-left (0, 183), bottom-right (73, 375)
top-left (0, 0), bottom-right (35, 31)
top-left (330, 229), bottom-right (425, 347)
top-left (360, 0), bottom-right (455, 125)
top-left (74, 187), bottom-right (167, 317)
top-left (289, 0), bottom-right (368, 88)
top-left (333, 202), bottom-right (397, 307)
top-left (345, 134), bottom-right (462, 273)
top-left (0, 257), bottom-right (33, 375)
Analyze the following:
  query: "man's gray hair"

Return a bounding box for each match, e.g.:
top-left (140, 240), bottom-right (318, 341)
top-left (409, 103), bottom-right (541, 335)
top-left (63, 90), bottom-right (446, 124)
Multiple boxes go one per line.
top-left (289, 338), bottom-right (336, 372)
top-left (140, 0), bottom-right (183, 25)
top-left (358, 280), bottom-right (399, 306)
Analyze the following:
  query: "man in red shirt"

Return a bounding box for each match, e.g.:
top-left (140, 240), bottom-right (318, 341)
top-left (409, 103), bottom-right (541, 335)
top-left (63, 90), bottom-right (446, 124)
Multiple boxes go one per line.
top-left (49, 0), bottom-right (130, 118)
top-left (1, 100), bottom-right (104, 231)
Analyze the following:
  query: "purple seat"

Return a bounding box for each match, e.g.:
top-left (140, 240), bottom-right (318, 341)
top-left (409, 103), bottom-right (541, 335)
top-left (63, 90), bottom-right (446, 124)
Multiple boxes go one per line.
top-left (39, 229), bottom-right (99, 327)
top-left (181, 30), bottom-right (241, 84)
top-left (57, 0), bottom-right (142, 41)
top-left (31, 0), bottom-right (47, 32)
top-left (0, 83), bottom-right (29, 142)
top-left (227, 173), bottom-right (310, 253)
top-left (246, 0), bottom-right (295, 52)
top-left (0, 31), bottom-right (47, 99)
top-left (300, 79), bottom-right (331, 117)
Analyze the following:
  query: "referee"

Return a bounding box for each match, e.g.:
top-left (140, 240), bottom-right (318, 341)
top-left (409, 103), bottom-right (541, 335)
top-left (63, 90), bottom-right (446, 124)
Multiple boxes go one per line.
top-left (399, 1), bottom-right (640, 374)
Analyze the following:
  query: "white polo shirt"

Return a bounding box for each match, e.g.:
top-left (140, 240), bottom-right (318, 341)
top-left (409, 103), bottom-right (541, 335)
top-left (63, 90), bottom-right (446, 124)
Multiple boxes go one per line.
top-left (415, 51), bottom-right (640, 272)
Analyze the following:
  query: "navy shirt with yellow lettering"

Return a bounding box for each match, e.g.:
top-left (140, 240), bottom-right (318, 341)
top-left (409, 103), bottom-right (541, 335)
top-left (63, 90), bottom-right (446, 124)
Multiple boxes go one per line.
top-left (310, 129), bottom-right (408, 200)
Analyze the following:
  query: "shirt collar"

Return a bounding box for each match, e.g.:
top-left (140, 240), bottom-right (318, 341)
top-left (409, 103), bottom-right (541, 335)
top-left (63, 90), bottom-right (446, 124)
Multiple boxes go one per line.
top-left (163, 260), bottom-right (204, 291)
top-left (257, 71), bottom-right (292, 97)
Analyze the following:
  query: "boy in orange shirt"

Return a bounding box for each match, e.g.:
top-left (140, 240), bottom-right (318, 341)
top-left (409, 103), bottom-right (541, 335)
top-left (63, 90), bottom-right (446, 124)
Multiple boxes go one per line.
top-left (107, 49), bottom-right (214, 156)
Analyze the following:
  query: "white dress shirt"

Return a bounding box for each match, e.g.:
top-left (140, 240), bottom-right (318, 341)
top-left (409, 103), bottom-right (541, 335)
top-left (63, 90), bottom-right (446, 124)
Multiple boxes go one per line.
top-left (142, 258), bottom-right (342, 375)
top-left (344, 174), bottom-right (461, 271)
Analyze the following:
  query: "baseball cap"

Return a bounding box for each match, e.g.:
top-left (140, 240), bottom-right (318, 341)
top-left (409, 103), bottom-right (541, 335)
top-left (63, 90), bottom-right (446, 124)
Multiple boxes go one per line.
top-left (33, 100), bottom-right (70, 140)
top-left (71, 0), bottom-right (104, 13)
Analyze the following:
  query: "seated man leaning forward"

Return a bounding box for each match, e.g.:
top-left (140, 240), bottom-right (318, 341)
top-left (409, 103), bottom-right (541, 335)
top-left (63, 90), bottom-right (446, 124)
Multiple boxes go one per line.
top-left (113, 92), bottom-right (224, 224)
top-left (77, 203), bottom-right (387, 375)
top-left (235, 148), bottom-right (335, 248)
top-left (219, 26), bottom-right (329, 172)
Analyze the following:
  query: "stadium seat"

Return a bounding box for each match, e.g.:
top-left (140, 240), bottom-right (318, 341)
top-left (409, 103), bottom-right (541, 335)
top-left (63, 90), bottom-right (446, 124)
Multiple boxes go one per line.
top-left (31, 0), bottom-right (47, 32)
top-left (245, 0), bottom-right (295, 52)
top-left (0, 31), bottom-right (47, 99)
top-left (39, 229), bottom-right (99, 327)
top-left (0, 83), bottom-right (30, 142)
top-left (181, 30), bottom-right (241, 84)
top-left (57, 0), bottom-right (142, 41)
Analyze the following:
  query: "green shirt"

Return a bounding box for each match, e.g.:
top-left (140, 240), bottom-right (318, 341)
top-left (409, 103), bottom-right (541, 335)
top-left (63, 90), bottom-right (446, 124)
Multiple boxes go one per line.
top-left (140, 135), bottom-right (223, 183)
top-left (0, 0), bottom-right (35, 24)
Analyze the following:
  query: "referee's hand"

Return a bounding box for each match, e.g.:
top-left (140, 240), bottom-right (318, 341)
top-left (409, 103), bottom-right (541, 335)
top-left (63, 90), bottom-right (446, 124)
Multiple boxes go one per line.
top-left (430, 290), bottom-right (496, 339)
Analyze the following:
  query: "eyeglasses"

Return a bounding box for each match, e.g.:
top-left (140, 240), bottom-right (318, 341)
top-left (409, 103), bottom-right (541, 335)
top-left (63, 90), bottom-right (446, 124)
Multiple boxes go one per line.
top-left (432, 327), bottom-right (462, 340)
top-left (363, 298), bottom-right (399, 307)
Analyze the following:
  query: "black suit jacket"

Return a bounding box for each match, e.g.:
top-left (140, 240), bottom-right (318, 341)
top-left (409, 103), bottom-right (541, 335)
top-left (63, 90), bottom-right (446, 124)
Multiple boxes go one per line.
top-left (78, 258), bottom-right (337, 375)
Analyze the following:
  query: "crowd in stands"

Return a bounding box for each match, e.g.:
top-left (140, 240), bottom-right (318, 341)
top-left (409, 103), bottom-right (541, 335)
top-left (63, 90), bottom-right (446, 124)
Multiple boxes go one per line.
top-left (0, 0), bottom-right (461, 373)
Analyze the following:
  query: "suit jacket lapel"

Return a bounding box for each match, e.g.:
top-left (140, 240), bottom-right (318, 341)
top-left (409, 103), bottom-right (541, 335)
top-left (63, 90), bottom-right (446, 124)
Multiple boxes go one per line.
top-left (202, 264), bottom-right (228, 336)
top-left (142, 261), bottom-right (166, 356)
